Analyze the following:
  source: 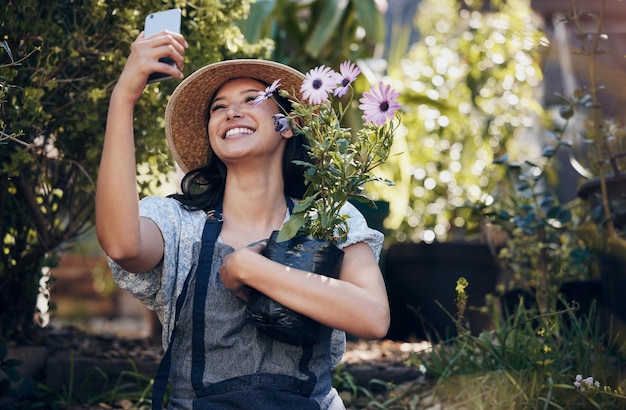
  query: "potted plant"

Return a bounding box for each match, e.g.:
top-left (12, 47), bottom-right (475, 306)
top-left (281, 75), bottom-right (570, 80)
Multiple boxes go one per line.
top-left (243, 61), bottom-right (401, 344)
top-left (478, 0), bottom-right (626, 323)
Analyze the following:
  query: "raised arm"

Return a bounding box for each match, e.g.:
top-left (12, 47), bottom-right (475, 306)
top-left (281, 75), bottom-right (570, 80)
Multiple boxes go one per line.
top-left (96, 31), bottom-right (187, 273)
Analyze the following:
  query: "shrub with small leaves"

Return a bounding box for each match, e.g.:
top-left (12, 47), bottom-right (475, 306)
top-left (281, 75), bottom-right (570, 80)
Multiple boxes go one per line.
top-left (0, 0), bottom-right (271, 343)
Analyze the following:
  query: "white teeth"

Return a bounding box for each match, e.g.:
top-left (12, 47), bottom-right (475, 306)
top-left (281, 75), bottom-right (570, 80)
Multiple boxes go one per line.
top-left (224, 127), bottom-right (254, 138)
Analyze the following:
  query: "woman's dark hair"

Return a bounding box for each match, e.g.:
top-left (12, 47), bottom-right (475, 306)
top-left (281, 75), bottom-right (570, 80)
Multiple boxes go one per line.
top-left (168, 89), bottom-right (310, 212)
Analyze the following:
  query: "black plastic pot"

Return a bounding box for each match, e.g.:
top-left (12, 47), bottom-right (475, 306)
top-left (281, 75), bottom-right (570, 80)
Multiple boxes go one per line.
top-left (245, 231), bottom-right (344, 345)
top-left (383, 242), bottom-right (500, 341)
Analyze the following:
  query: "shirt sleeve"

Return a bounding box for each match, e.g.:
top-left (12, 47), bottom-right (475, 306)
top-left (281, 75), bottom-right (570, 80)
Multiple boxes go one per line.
top-left (337, 201), bottom-right (385, 261)
top-left (107, 196), bottom-right (187, 313)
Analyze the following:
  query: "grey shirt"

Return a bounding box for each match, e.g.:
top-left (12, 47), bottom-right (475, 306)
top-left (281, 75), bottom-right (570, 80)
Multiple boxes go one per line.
top-left (109, 196), bottom-right (384, 409)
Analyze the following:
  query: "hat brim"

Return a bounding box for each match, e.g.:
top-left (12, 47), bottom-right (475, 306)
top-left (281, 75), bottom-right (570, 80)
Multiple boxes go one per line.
top-left (165, 59), bottom-right (305, 174)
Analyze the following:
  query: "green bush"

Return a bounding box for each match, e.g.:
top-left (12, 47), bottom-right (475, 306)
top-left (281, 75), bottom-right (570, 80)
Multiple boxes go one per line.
top-left (0, 0), bottom-right (271, 343)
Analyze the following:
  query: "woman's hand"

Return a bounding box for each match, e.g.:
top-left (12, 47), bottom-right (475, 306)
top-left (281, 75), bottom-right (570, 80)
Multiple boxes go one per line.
top-left (115, 31), bottom-right (188, 103)
top-left (218, 242), bottom-right (267, 301)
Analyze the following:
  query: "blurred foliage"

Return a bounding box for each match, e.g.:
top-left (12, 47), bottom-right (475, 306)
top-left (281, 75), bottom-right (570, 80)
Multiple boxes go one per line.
top-left (238, 0), bottom-right (385, 73)
top-left (371, 0), bottom-right (546, 243)
top-left (0, 0), bottom-right (271, 343)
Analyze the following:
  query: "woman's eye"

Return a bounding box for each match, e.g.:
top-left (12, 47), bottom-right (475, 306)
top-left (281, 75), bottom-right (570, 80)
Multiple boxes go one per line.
top-left (210, 103), bottom-right (226, 112)
top-left (245, 95), bottom-right (257, 104)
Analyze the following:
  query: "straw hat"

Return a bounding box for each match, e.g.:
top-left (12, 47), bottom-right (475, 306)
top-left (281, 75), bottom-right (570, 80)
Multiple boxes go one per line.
top-left (164, 59), bottom-right (305, 173)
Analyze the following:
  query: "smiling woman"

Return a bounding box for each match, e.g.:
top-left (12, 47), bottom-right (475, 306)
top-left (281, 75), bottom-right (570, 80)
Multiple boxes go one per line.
top-left (95, 28), bottom-right (391, 408)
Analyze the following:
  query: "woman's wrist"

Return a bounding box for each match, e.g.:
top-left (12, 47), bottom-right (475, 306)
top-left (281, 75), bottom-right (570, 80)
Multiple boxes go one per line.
top-left (110, 83), bottom-right (141, 107)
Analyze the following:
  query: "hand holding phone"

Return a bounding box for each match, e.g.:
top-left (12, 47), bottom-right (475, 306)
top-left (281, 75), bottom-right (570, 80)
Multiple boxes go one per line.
top-left (144, 8), bottom-right (182, 83)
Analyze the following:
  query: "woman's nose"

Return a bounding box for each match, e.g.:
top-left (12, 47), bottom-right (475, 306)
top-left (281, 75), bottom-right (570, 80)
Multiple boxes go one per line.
top-left (226, 103), bottom-right (243, 119)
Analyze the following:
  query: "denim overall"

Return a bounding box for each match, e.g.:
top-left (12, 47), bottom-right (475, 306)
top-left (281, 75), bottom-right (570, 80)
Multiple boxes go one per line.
top-left (152, 201), bottom-right (321, 409)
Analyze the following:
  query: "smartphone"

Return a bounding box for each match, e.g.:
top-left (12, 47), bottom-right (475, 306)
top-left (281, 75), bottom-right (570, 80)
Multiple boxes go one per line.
top-left (144, 8), bottom-right (182, 83)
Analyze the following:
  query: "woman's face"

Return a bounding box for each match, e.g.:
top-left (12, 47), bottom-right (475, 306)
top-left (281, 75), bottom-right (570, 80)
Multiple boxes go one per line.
top-left (207, 78), bottom-right (289, 165)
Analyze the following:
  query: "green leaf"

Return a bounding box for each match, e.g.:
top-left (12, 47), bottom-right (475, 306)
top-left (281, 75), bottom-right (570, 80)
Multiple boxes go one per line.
top-left (237, 0), bottom-right (276, 42)
top-left (293, 195), bottom-right (316, 213)
top-left (277, 213), bottom-right (307, 242)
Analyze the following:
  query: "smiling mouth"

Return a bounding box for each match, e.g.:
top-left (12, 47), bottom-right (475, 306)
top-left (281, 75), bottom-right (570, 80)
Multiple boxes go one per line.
top-left (223, 127), bottom-right (255, 139)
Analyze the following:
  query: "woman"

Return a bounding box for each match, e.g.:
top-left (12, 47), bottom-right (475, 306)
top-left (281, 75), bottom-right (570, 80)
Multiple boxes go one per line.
top-left (96, 30), bottom-right (390, 409)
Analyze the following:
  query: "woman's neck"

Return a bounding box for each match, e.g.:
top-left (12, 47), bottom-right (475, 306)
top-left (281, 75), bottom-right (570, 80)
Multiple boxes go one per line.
top-left (218, 169), bottom-right (289, 248)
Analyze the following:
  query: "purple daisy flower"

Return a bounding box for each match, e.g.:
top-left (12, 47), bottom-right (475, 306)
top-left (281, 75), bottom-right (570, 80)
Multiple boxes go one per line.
top-left (253, 79), bottom-right (281, 107)
top-left (358, 82), bottom-right (401, 126)
top-left (333, 61), bottom-right (361, 98)
top-left (273, 113), bottom-right (290, 132)
top-left (300, 65), bottom-right (337, 105)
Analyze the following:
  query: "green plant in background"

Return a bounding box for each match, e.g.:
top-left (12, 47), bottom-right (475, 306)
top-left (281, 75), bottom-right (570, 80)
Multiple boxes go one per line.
top-left (393, 1), bottom-right (626, 407)
top-left (45, 352), bottom-right (162, 409)
top-left (407, 281), bottom-right (626, 409)
top-left (372, 0), bottom-right (545, 243)
top-left (477, 141), bottom-right (596, 314)
top-left (0, 343), bottom-right (172, 409)
top-left (332, 364), bottom-right (408, 410)
top-left (0, 0), bottom-right (271, 343)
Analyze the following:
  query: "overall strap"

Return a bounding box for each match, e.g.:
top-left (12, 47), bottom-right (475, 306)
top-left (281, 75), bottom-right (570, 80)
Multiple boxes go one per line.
top-left (152, 205), bottom-right (223, 410)
top-left (191, 205), bottom-right (223, 391)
